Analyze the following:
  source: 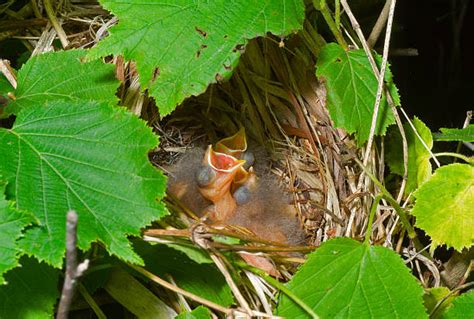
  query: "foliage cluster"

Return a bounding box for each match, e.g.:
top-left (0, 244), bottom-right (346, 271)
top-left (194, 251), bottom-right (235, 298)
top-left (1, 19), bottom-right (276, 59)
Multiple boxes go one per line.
top-left (0, 0), bottom-right (472, 318)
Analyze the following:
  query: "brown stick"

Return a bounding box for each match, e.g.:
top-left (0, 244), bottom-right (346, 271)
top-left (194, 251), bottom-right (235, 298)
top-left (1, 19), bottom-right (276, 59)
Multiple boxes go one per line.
top-left (56, 211), bottom-right (89, 319)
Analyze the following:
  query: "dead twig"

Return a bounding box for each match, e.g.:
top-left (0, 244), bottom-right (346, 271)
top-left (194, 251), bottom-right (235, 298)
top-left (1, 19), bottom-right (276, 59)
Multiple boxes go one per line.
top-left (340, 0), bottom-right (409, 202)
top-left (362, 0), bottom-right (396, 166)
top-left (43, 0), bottom-right (69, 48)
top-left (368, 0), bottom-right (392, 48)
top-left (0, 59), bottom-right (17, 89)
top-left (56, 211), bottom-right (90, 319)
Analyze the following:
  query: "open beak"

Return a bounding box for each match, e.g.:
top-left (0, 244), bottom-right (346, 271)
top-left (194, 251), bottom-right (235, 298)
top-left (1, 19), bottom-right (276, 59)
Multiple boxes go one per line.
top-left (198, 145), bottom-right (245, 202)
top-left (215, 127), bottom-right (247, 158)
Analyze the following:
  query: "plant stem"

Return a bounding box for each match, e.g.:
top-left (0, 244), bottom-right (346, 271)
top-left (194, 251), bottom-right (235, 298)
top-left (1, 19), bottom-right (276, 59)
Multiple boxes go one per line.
top-left (129, 264), bottom-right (233, 315)
top-left (77, 284), bottom-right (107, 319)
top-left (43, 0), bottom-right (69, 48)
top-left (353, 157), bottom-right (415, 239)
top-left (244, 266), bottom-right (320, 319)
top-left (317, 0), bottom-right (348, 49)
top-left (433, 152), bottom-right (473, 164)
top-left (365, 194), bottom-right (383, 244)
top-left (335, 0), bottom-right (341, 29)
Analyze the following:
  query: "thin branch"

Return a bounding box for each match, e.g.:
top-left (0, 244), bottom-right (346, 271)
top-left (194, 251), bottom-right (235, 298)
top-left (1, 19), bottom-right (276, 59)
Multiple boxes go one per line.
top-left (56, 211), bottom-right (90, 319)
top-left (190, 224), bottom-right (253, 315)
top-left (0, 59), bottom-right (17, 89)
top-left (341, 0), bottom-right (409, 202)
top-left (399, 106), bottom-right (441, 167)
top-left (433, 152), bottom-right (473, 164)
top-left (77, 284), bottom-right (107, 319)
top-left (209, 250), bottom-right (252, 315)
top-left (430, 282), bottom-right (474, 317)
top-left (362, 0), bottom-right (396, 167)
top-left (335, 0), bottom-right (341, 30)
top-left (364, 194), bottom-right (383, 244)
top-left (129, 264), bottom-right (233, 316)
top-left (318, 0), bottom-right (348, 49)
top-left (244, 265), bottom-right (320, 319)
top-left (43, 0), bottom-right (69, 48)
top-left (351, 157), bottom-right (415, 238)
top-left (368, 0), bottom-right (392, 48)
top-left (129, 265), bottom-right (273, 318)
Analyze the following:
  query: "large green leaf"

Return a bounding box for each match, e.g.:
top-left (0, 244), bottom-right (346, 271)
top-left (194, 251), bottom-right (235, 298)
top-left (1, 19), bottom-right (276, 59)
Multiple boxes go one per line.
top-left (442, 290), bottom-right (474, 319)
top-left (316, 43), bottom-right (398, 145)
top-left (134, 241), bottom-right (234, 307)
top-left (0, 257), bottom-right (59, 319)
top-left (277, 238), bottom-right (427, 318)
top-left (411, 163), bottom-right (474, 251)
top-left (386, 117), bottom-right (433, 193)
top-left (3, 49), bottom-right (119, 116)
top-left (434, 125), bottom-right (474, 142)
top-left (0, 182), bottom-right (36, 284)
top-left (88, 0), bottom-right (305, 115)
top-left (0, 100), bottom-right (167, 267)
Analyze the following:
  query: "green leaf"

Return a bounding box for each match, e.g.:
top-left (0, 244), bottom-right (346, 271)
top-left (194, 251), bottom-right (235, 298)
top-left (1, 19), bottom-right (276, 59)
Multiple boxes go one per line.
top-left (89, 0), bottom-right (305, 115)
top-left (4, 49), bottom-right (119, 116)
top-left (386, 117), bottom-right (433, 193)
top-left (0, 100), bottom-right (168, 267)
top-left (176, 306), bottom-right (211, 319)
top-left (277, 238), bottom-right (427, 318)
top-left (0, 181), bottom-right (36, 284)
top-left (423, 287), bottom-right (454, 319)
top-left (0, 257), bottom-right (59, 319)
top-left (442, 290), bottom-right (474, 319)
top-left (434, 125), bottom-right (474, 142)
top-left (411, 163), bottom-right (474, 251)
top-left (134, 241), bottom-right (234, 307)
top-left (316, 43), bottom-right (398, 145)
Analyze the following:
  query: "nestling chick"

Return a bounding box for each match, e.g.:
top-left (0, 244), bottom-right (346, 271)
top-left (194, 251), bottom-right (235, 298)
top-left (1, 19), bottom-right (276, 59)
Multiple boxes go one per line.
top-left (229, 169), bottom-right (305, 246)
top-left (167, 129), bottom-right (305, 247)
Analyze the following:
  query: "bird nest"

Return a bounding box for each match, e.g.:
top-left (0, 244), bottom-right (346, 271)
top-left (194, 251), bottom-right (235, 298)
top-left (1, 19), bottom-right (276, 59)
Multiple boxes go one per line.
top-left (142, 34), bottom-right (389, 253)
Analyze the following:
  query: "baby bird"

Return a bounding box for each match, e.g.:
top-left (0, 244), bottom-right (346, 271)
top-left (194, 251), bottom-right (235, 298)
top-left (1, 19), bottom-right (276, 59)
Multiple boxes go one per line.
top-left (166, 129), bottom-right (305, 274)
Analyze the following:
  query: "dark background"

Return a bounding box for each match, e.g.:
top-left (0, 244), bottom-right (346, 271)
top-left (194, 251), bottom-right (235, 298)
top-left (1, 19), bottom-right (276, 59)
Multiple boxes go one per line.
top-left (391, 0), bottom-right (473, 130)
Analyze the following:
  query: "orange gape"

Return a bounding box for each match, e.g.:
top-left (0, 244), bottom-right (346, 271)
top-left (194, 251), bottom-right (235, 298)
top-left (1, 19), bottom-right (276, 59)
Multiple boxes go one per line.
top-left (197, 145), bottom-right (244, 222)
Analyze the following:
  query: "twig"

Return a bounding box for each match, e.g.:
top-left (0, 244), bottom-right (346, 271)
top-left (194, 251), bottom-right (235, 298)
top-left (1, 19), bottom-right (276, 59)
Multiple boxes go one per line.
top-left (433, 152), bottom-right (473, 164)
top-left (454, 110), bottom-right (472, 159)
top-left (190, 224), bottom-right (253, 315)
top-left (430, 283), bottom-right (474, 317)
top-left (341, 0), bottom-right (409, 202)
top-left (364, 194), bottom-right (383, 244)
top-left (209, 250), bottom-right (252, 315)
top-left (351, 157), bottom-right (415, 238)
top-left (335, 0), bottom-right (341, 30)
top-left (77, 284), bottom-right (107, 319)
top-left (399, 106), bottom-right (441, 167)
top-left (0, 59), bottom-right (17, 89)
top-left (56, 211), bottom-right (90, 319)
top-left (130, 265), bottom-right (273, 318)
top-left (43, 0), bottom-right (69, 48)
top-left (362, 0), bottom-right (396, 167)
top-left (318, 0), bottom-right (348, 49)
top-left (129, 264), bottom-right (233, 316)
top-left (368, 0), bottom-right (392, 48)
top-left (244, 265), bottom-right (320, 319)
